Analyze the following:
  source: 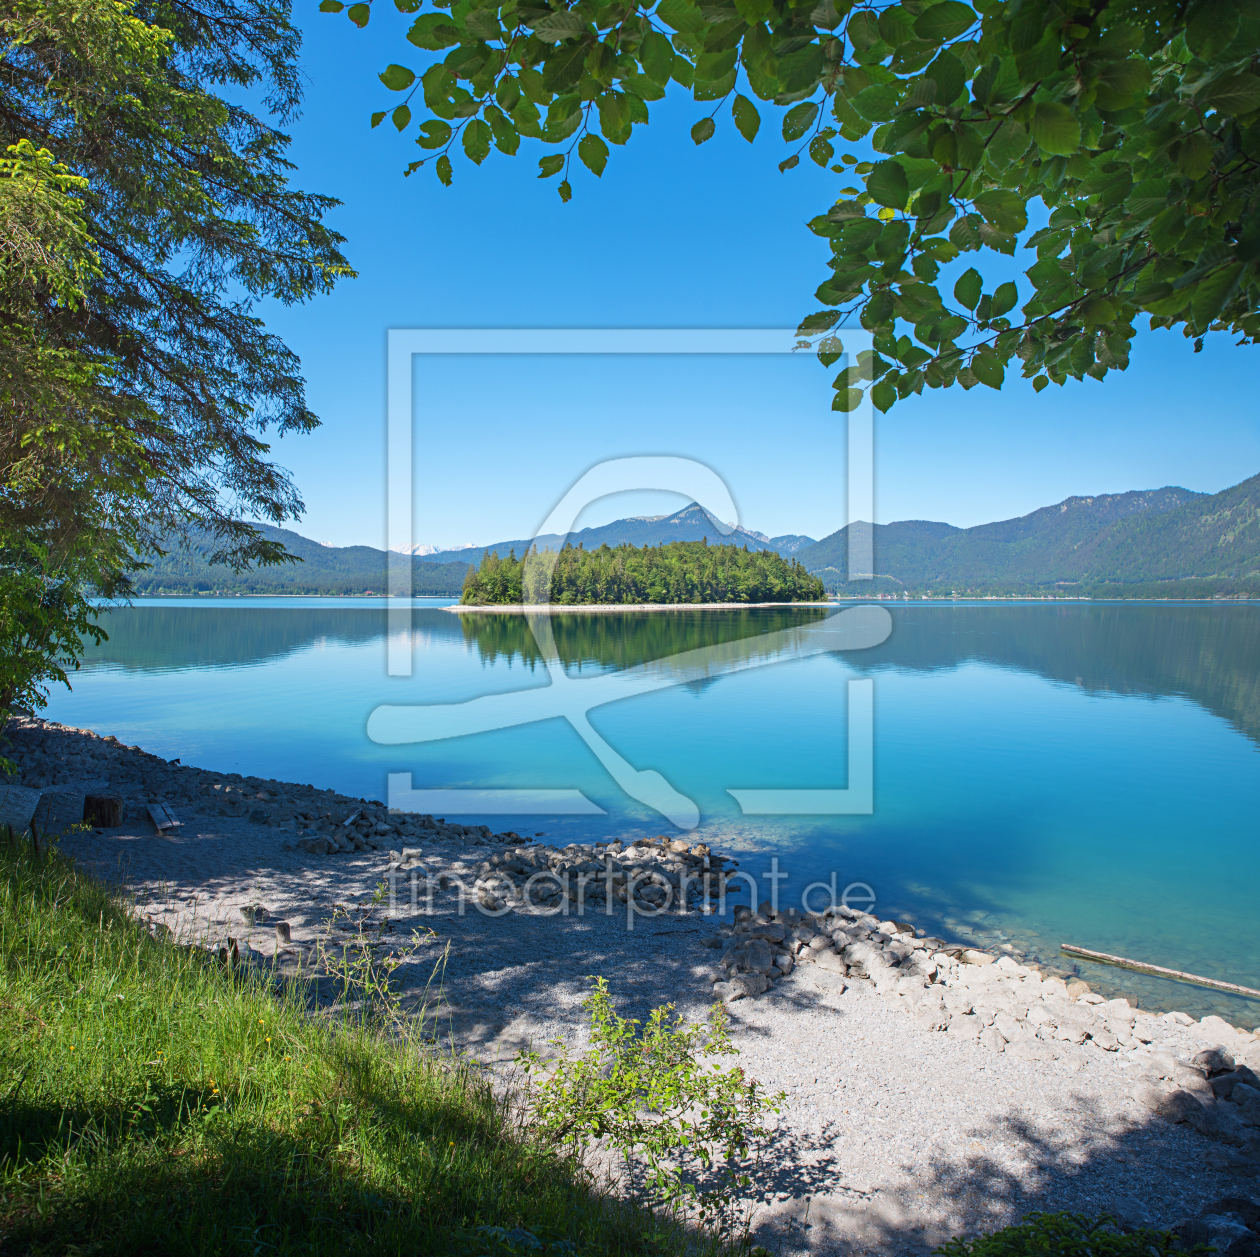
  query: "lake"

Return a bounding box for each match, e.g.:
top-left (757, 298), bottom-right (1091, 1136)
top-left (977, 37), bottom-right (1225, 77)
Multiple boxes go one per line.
top-left (42, 598), bottom-right (1260, 1020)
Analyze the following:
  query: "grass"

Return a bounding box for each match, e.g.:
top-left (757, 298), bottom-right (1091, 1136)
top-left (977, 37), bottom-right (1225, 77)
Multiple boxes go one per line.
top-left (0, 831), bottom-right (710, 1256)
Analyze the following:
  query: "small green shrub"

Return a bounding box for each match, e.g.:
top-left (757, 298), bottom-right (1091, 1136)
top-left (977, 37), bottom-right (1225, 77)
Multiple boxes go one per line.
top-left (933, 1212), bottom-right (1205, 1257)
top-left (519, 977), bottom-right (784, 1239)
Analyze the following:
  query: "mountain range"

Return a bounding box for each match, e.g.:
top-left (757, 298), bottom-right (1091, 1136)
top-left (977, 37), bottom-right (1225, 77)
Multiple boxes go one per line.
top-left (414, 503), bottom-right (816, 565)
top-left (132, 472), bottom-right (1260, 598)
top-left (797, 472), bottom-right (1260, 596)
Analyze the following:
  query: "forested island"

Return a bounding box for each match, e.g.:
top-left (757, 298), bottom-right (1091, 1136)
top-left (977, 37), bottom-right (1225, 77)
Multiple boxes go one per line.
top-left (460, 540), bottom-right (826, 605)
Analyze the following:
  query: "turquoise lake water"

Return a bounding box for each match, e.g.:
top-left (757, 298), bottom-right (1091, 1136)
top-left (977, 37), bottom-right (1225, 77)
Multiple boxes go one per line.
top-left (41, 598), bottom-right (1260, 1020)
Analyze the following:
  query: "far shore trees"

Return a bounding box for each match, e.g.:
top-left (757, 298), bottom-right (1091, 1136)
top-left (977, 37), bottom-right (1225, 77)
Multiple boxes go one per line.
top-left (460, 540), bottom-right (828, 603)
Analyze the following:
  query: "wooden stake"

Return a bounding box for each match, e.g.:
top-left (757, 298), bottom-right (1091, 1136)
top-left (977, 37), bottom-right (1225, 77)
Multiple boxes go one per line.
top-left (1060, 943), bottom-right (1260, 1001)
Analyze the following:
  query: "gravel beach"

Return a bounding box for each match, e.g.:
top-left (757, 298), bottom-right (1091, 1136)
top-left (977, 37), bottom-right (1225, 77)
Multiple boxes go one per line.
top-left (4, 713), bottom-right (1259, 1255)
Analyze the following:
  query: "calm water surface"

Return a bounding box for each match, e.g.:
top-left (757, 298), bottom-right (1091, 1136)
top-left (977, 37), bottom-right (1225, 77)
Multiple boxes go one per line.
top-left (41, 599), bottom-right (1260, 1019)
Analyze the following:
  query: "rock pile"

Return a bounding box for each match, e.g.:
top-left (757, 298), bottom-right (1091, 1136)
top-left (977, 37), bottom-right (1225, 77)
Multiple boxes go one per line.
top-left (708, 899), bottom-right (1260, 1173)
top-left (385, 833), bottom-right (739, 913)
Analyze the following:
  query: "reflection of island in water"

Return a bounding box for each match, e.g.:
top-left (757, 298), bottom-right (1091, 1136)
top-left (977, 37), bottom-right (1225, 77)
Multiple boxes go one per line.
top-left (80, 603), bottom-right (1260, 747)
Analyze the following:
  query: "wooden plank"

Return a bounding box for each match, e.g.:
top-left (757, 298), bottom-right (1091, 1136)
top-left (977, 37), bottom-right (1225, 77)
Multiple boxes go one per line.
top-left (1061, 943), bottom-right (1260, 1000)
top-left (148, 802), bottom-right (183, 831)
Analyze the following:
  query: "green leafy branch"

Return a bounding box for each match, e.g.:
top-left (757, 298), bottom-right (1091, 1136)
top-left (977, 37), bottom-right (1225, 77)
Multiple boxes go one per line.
top-left (329, 0), bottom-right (1260, 412)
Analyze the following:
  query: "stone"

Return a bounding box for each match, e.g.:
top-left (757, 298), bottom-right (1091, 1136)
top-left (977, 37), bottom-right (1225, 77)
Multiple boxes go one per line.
top-left (1213, 1069), bottom-right (1260, 1101)
top-left (1138, 1085), bottom-right (1204, 1124)
top-left (239, 905), bottom-right (266, 924)
top-left (1175, 1216), bottom-right (1260, 1257)
top-left (947, 1013), bottom-right (983, 1041)
top-left (1202, 1015), bottom-right (1246, 1039)
top-left (732, 972), bottom-right (770, 998)
top-left (1195, 1046), bottom-right (1238, 1075)
top-left (1026, 1004), bottom-right (1054, 1027)
top-left (0, 783), bottom-right (41, 834)
top-left (994, 1011), bottom-right (1023, 1042)
top-left (1055, 1022), bottom-right (1089, 1046)
top-left (1007, 1039), bottom-right (1058, 1063)
top-left (1164, 1010), bottom-right (1196, 1027)
top-left (744, 922), bottom-right (787, 943)
top-left (1108, 1197), bottom-right (1156, 1233)
top-left (807, 934), bottom-right (832, 952)
top-left (1202, 1146), bottom-right (1260, 1177)
top-left (1199, 1198), bottom-right (1260, 1230)
top-left (1091, 1028), bottom-right (1120, 1051)
top-left (843, 940), bottom-right (891, 979)
top-left (1243, 1042), bottom-right (1260, 1072)
top-left (275, 921), bottom-right (292, 945)
top-left (980, 1026), bottom-right (1007, 1053)
top-left (1232, 1084), bottom-right (1260, 1126)
top-left (742, 939), bottom-right (775, 974)
top-left (713, 980), bottom-right (741, 1003)
top-left (960, 949), bottom-right (994, 966)
top-left (814, 950), bottom-right (847, 976)
top-left (1066, 979), bottom-right (1091, 998)
top-left (915, 1003), bottom-right (950, 1032)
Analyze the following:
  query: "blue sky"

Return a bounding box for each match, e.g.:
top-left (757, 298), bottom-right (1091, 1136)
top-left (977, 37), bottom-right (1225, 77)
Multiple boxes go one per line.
top-left (255, 6), bottom-right (1260, 548)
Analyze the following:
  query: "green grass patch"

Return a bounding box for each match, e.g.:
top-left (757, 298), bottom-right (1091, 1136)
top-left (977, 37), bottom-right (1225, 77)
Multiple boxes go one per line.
top-left (0, 834), bottom-right (698, 1255)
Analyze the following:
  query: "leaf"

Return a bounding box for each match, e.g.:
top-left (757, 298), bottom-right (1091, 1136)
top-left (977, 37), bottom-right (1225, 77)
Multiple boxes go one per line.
top-left (641, 31), bottom-right (676, 85)
top-left (1032, 374), bottom-right (1049, 392)
top-left (969, 350), bottom-right (1004, 388)
top-left (656, 0), bottom-right (708, 34)
top-left (462, 118), bottom-right (492, 165)
top-left (416, 119), bottom-right (452, 149)
top-left (435, 154), bottom-right (453, 185)
top-left (538, 154), bottom-right (565, 178)
top-left (391, 105), bottom-right (411, 131)
top-left (1197, 74), bottom-right (1260, 117)
top-left (1189, 262), bottom-right (1243, 329)
top-left (691, 117), bottom-right (716, 145)
top-left (558, 179), bottom-right (573, 203)
top-left (776, 44), bottom-right (825, 93)
top-left (779, 154), bottom-right (800, 172)
top-left (850, 84), bottom-right (899, 122)
top-left (348, 2), bottom-right (370, 26)
top-left (544, 42), bottom-right (588, 93)
top-left (407, 13), bottom-right (460, 48)
top-left (380, 64), bottom-right (416, 91)
top-left (370, 110), bottom-right (386, 127)
top-left (972, 189), bottom-right (1027, 233)
top-left (578, 133), bottom-right (609, 175)
top-left (847, 10), bottom-right (882, 50)
top-left (832, 387), bottom-right (865, 412)
top-left (485, 105), bottom-right (520, 154)
top-left (319, 1), bottom-right (344, 11)
top-left (871, 378), bottom-right (897, 411)
top-left (463, 8), bottom-right (501, 39)
top-left (1029, 102), bottom-right (1080, 156)
top-left (924, 52), bottom-right (965, 106)
top-left (1092, 59), bottom-right (1150, 112)
top-left (990, 280), bottom-right (1017, 317)
top-left (695, 48), bottom-right (739, 82)
top-left (732, 94), bottom-right (760, 142)
top-left (532, 11), bottom-right (589, 39)
top-left (783, 101), bottom-right (819, 141)
top-left (953, 267), bottom-right (981, 309)
top-left (867, 159), bottom-right (908, 209)
top-left (913, 0), bottom-right (976, 42)
top-left (809, 134), bottom-right (834, 166)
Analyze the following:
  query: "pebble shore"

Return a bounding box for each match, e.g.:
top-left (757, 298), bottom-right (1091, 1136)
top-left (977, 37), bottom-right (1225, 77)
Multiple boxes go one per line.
top-left (4, 713), bottom-right (1260, 1255)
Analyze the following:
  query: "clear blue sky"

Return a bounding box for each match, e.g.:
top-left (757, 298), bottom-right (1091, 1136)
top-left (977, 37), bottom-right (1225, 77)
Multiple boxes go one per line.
top-left (254, 6), bottom-right (1260, 548)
